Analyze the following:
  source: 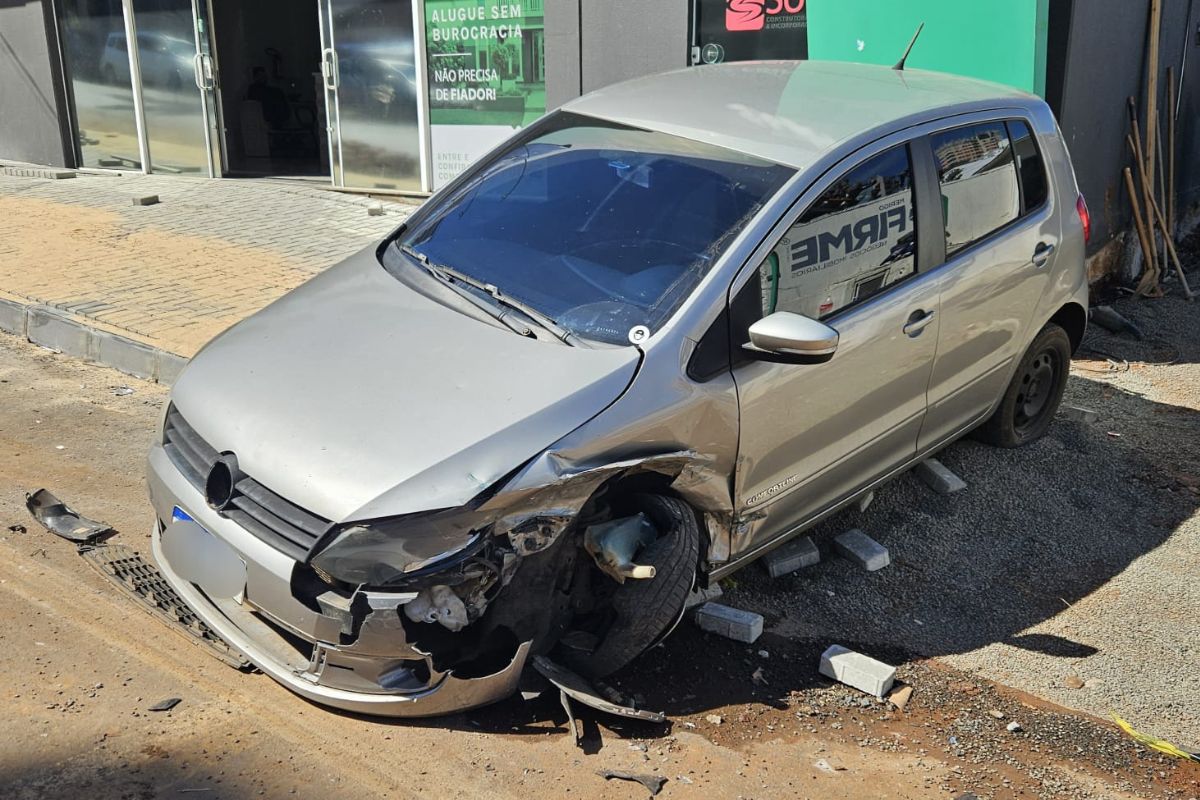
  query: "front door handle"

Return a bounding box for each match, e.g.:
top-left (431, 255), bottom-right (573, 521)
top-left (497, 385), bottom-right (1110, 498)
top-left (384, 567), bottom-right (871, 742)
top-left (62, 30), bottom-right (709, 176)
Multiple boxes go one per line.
top-left (1032, 241), bottom-right (1056, 268)
top-left (321, 47), bottom-right (338, 91)
top-left (903, 309), bottom-right (936, 337)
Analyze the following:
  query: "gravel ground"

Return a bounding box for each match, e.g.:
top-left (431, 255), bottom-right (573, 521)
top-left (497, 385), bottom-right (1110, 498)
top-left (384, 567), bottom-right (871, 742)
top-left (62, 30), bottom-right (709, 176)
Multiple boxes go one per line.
top-left (725, 284), bottom-right (1200, 752)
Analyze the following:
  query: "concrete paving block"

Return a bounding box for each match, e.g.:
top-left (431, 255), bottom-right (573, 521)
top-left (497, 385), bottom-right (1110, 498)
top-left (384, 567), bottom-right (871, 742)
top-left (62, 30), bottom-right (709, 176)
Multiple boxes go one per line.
top-left (157, 352), bottom-right (189, 385)
top-left (819, 645), bottom-right (896, 698)
top-left (762, 536), bottom-right (820, 578)
top-left (26, 307), bottom-right (94, 359)
top-left (367, 202), bottom-right (385, 216)
top-left (0, 297), bottom-right (27, 336)
top-left (694, 602), bottom-right (763, 643)
top-left (1060, 405), bottom-right (1099, 424)
top-left (684, 582), bottom-right (724, 610)
top-left (915, 458), bottom-right (967, 494)
top-left (833, 529), bottom-right (890, 571)
top-left (132, 194), bottom-right (160, 206)
top-left (95, 330), bottom-right (158, 380)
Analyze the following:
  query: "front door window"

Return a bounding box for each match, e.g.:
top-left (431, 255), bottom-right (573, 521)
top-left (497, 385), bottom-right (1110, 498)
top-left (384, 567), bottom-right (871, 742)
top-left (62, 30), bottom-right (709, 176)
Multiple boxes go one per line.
top-left (757, 145), bottom-right (917, 321)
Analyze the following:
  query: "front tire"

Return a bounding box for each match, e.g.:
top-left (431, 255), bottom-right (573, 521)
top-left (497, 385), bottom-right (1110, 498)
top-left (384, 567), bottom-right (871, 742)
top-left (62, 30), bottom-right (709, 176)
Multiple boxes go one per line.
top-left (578, 494), bottom-right (700, 679)
top-left (975, 323), bottom-right (1071, 448)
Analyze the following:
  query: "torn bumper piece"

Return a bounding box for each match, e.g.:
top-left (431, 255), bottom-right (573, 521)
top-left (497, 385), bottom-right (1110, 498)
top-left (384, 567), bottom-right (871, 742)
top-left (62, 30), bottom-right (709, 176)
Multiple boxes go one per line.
top-left (149, 520), bottom-right (531, 717)
top-left (26, 488), bottom-right (115, 544)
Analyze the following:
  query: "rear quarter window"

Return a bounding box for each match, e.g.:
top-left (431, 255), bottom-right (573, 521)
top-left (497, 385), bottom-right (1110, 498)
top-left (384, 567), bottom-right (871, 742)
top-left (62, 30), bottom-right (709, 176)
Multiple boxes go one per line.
top-left (1007, 119), bottom-right (1049, 213)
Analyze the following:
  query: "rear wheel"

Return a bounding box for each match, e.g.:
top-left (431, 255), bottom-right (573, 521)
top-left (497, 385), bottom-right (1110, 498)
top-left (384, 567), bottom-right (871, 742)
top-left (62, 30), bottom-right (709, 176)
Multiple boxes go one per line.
top-left (975, 323), bottom-right (1071, 448)
top-left (576, 494), bottom-right (700, 679)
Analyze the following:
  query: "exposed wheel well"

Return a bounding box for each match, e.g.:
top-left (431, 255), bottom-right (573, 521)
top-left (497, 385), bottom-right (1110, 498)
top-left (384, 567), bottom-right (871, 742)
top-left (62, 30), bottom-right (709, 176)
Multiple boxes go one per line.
top-left (1048, 302), bottom-right (1087, 354)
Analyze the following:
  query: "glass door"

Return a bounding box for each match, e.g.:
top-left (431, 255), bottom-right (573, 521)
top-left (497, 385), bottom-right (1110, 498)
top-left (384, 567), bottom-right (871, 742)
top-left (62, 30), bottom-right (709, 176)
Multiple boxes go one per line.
top-left (129, 0), bottom-right (220, 175)
top-left (318, 0), bottom-right (424, 191)
top-left (58, 0), bottom-right (143, 169)
top-left (192, 0), bottom-right (224, 175)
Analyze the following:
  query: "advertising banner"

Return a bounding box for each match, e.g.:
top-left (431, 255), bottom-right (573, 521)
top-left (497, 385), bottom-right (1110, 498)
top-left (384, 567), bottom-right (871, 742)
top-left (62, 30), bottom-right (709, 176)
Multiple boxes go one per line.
top-left (694, 0), bottom-right (808, 65)
top-left (425, 0), bottom-right (545, 188)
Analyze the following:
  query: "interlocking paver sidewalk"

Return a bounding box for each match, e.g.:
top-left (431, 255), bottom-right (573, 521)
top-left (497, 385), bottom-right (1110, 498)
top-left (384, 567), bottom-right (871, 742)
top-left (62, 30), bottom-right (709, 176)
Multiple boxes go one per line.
top-left (0, 170), bottom-right (414, 369)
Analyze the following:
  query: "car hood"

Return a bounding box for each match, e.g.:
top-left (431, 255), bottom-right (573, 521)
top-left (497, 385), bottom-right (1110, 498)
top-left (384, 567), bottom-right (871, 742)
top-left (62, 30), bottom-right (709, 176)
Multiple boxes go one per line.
top-left (171, 247), bottom-right (640, 523)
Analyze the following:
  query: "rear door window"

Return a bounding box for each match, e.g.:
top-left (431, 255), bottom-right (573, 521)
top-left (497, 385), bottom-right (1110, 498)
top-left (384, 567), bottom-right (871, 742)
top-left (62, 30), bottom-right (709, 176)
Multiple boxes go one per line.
top-left (930, 122), bottom-right (1020, 256)
top-left (757, 145), bottom-right (917, 320)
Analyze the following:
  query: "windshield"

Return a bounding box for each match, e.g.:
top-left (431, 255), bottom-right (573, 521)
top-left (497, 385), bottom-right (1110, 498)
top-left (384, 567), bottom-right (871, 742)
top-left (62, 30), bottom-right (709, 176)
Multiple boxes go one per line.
top-left (396, 112), bottom-right (794, 345)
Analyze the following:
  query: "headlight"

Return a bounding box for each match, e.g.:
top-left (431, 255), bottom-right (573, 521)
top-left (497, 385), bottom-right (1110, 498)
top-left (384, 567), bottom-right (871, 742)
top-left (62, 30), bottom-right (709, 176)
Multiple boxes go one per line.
top-left (309, 507), bottom-right (491, 587)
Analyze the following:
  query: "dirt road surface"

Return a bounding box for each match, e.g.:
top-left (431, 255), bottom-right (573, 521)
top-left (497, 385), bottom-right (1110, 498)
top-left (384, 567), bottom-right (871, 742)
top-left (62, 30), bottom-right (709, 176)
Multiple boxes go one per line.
top-left (0, 327), bottom-right (1196, 799)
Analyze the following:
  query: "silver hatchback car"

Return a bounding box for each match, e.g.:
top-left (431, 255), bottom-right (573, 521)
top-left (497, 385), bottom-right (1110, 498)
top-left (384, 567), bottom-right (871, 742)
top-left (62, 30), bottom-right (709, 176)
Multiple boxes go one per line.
top-left (147, 61), bottom-right (1089, 717)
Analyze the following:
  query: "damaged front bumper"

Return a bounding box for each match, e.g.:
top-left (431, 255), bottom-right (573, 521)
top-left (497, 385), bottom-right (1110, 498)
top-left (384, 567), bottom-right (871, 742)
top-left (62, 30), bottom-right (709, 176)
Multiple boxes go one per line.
top-left (147, 445), bottom-right (530, 717)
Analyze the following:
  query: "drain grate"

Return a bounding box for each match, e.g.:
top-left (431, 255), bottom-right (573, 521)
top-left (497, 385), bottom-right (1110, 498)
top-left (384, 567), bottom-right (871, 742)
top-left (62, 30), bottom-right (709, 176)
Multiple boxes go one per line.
top-left (80, 544), bottom-right (253, 671)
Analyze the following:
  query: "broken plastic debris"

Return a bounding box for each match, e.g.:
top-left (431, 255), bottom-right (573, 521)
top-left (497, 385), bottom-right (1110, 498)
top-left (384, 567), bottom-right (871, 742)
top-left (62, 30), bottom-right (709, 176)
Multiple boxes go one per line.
top-left (583, 514), bottom-right (658, 583)
top-left (26, 489), bottom-right (115, 544)
top-left (597, 770), bottom-right (666, 796)
top-left (148, 697), bottom-right (181, 712)
top-left (532, 655), bottom-right (665, 724)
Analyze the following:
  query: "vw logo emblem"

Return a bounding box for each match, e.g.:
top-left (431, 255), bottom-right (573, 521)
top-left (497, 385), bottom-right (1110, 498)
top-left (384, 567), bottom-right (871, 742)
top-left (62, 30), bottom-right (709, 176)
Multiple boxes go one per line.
top-left (205, 454), bottom-right (241, 511)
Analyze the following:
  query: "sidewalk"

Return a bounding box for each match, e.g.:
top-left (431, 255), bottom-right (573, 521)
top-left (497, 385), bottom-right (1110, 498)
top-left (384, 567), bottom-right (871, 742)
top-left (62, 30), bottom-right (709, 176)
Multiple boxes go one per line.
top-left (0, 169), bottom-right (414, 380)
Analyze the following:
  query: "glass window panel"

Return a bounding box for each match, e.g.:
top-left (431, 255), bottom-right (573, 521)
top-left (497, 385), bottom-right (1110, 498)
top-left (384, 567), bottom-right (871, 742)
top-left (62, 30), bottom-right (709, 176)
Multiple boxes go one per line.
top-left (758, 145), bottom-right (917, 320)
top-left (330, 0), bottom-right (421, 191)
top-left (59, 0), bottom-right (141, 169)
top-left (1008, 119), bottom-right (1049, 213)
top-left (131, 0), bottom-right (209, 174)
top-left (931, 123), bottom-right (1020, 256)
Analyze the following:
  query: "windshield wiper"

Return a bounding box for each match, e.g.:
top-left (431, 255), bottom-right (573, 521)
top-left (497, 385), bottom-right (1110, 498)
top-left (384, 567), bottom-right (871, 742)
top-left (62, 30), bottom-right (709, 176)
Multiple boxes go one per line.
top-left (398, 244), bottom-right (536, 339)
top-left (399, 244), bottom-right (576, 346)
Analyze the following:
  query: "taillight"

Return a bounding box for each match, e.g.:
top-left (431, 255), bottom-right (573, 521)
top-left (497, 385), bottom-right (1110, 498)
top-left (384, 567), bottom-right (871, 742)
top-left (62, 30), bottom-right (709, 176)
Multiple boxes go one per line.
top-left (1076, 194), bottom-right (1091, 244)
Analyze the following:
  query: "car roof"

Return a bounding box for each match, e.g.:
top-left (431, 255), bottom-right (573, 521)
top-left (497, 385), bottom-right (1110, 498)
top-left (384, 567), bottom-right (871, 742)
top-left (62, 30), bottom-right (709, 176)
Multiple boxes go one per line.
top-left (561, 61), bottom-right (1038, 170)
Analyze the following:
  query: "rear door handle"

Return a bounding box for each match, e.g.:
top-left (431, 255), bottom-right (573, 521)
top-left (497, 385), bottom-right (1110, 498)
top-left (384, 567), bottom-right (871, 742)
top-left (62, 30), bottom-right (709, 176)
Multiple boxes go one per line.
top-left (903, 309), bottom-right (936, 337)
top-left (1032, 241), bottom-right (1056, 268)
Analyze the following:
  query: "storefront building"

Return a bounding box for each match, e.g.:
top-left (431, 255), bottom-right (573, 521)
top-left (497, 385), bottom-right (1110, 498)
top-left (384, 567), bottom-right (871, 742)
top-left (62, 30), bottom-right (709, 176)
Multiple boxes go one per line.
top-left (2, 0), bottom-right (1198, 256)
top-left (25, 0), bottom-right (546, 193)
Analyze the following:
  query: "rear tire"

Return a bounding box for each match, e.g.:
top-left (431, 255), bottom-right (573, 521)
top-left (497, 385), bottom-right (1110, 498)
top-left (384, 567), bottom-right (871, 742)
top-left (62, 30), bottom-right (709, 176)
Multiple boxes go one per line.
top-left (579, 494), bottom-right (700, 679)
top-left (975, 323), bottom-right (1071, 448)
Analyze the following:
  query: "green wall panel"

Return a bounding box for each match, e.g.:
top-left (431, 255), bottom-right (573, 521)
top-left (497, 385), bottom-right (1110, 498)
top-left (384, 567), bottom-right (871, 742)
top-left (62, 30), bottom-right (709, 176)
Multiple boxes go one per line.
top-left (806, 0), bottom-right (1049, 95)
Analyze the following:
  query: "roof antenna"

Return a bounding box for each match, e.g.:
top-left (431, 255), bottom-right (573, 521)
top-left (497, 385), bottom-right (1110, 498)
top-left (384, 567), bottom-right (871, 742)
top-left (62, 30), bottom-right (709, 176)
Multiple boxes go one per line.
top-left (893, 22), bottom-right (925, 70)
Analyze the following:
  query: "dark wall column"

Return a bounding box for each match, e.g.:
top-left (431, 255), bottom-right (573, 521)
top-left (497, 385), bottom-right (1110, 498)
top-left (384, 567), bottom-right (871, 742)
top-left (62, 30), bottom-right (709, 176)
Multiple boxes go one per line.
top-left (1050, 0), bottom-right (1200, 252)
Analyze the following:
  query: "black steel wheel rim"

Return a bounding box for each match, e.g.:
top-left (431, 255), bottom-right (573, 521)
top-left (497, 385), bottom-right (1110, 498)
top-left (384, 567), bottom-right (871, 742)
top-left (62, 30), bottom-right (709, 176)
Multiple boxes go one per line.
top-left (1013, 347), bottom-right (1059, 433)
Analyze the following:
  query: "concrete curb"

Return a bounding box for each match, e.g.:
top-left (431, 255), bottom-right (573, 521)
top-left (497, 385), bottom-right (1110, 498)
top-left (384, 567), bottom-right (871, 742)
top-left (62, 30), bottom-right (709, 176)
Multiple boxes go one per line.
top-left (0, 302), bottom-right (186, 385)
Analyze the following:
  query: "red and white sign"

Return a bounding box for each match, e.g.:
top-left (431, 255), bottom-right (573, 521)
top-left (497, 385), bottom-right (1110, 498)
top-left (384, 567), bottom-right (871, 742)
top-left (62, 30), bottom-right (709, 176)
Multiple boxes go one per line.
top-left (725, 0), bottom-right (805, 33)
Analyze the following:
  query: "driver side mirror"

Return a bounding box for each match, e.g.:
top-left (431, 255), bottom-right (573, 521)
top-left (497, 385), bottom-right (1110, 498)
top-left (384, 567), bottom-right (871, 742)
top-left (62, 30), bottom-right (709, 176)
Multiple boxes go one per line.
top-left (743, 311), bottom-right (839, 365)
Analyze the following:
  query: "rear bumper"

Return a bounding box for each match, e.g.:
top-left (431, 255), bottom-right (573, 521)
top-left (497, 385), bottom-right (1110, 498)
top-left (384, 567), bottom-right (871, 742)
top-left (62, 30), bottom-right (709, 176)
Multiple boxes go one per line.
top-left (146, 443), bottom-right (529, 717)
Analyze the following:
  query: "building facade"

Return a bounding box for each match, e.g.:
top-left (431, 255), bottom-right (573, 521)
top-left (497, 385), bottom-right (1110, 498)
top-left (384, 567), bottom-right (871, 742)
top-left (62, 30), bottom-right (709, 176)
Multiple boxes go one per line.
top-left (2, 0), bottom-right (1198, 262)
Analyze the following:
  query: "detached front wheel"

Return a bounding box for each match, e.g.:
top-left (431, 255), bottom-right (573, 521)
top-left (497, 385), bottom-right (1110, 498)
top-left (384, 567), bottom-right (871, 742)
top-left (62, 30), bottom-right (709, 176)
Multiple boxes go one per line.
top-left (976, 323), bottom-right (1071, 448)
top-left (578, 494), bottom-right (700, 679)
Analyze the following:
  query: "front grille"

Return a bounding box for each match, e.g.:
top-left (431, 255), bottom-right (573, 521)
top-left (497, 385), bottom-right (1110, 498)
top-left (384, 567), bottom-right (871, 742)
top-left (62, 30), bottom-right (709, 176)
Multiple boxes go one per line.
top-left (163, 407), bottom-right (332, 562)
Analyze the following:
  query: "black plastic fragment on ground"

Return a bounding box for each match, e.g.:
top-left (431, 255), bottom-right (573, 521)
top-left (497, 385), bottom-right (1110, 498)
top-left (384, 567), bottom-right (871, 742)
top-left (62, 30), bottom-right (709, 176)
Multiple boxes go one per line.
top-left (149, 697), bottom-right (182, 712)
top-left (26, 488), bottom-right (114, 543)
